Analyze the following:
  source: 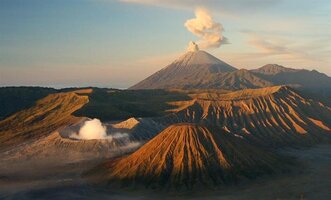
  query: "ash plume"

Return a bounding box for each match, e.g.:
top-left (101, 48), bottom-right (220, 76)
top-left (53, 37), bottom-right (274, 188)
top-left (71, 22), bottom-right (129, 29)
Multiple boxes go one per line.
top-left (185, 7), bottom-right (228, 50)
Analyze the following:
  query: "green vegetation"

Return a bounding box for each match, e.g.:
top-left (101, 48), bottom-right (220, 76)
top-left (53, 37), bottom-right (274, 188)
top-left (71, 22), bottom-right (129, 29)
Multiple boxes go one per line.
top-left (74, 89), bottom-right (191, 121)
top-left (0, 87), bottom-right (57, 120)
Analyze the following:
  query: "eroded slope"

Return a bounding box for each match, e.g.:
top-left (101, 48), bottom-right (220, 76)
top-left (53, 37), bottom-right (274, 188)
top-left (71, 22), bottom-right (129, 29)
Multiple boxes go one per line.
top-left (163, 86), bottom-right (331, 146)
top-left (92, 124), bottom-right (284, 190)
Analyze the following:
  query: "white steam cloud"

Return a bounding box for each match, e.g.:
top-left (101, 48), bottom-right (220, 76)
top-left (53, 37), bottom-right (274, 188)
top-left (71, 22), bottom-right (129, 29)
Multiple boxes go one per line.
top-left (185, 7), bottom-right (228, 50)
top-left (69, 119), bottom-right (139, 147)
top-left (70, 118), bottom-right (110, 140)
top-left (66, 118), bottom-right (142, 156)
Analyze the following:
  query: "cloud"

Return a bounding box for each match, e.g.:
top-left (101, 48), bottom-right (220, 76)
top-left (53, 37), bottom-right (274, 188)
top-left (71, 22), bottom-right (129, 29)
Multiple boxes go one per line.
top-left (119, 0), bottom-right (281, 13)
top-left (111, 132), bottom-right (130, 139)
top-left (215, 32), bottom-right (331, 72)
top-left (70, 118), bottom-right (109, 140)
top-left (115, 0), bottom-right (331, 76)
top-left (248, 34), bottom-right (290, 55)
top-left (185, 7), bottom-right (228, 49)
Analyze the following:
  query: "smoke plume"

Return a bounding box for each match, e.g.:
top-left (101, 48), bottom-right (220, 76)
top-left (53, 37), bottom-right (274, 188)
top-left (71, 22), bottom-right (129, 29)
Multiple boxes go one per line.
top-left (70, 118), bottom-right (109, 140)
top-left (69, 119), bottom-right (139, 147)
top-left (185, 8), bottom-right (228, 50)
top-left (66, 118), bottom-right (142, 156)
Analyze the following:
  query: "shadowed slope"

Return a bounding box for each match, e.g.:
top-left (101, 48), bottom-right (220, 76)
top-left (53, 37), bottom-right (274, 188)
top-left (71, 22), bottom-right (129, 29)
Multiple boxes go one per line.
top-left (0, 91), bottom-right (89, 150)
top-left (0, 87), bottom-right (58, 120)
top-left (200, 69), bottom-right (273, 90)
top-left (92, 124), bottom-right (283, 190)
top-left (109, 117), bottom-right (165, 140)
top-left (251, 64), bottom-right (331, 92)
top-left (162, 86), bottom-right (331, 147)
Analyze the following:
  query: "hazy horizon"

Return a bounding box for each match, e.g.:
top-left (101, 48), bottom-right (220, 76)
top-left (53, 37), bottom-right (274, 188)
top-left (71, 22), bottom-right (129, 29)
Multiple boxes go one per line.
top-left (1, 0), bottom-right (331, 88)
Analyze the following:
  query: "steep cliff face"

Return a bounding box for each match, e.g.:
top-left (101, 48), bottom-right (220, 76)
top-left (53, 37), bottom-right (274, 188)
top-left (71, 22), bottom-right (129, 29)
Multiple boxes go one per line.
top-left (94, 124), bottom-right (282, 190)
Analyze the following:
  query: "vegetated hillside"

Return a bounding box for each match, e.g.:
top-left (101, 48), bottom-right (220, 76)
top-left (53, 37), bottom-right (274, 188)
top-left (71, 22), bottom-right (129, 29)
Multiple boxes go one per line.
top-left (90, 124), bottom-right (287, 190)
top-left (0, 87), bottom-right (57, 120)
top-left (74, 88), bottom-right (191, 121)
top-left (161, 86), bottom-right (331, 147)
top-left (0, 90), bottom-right (89, 150)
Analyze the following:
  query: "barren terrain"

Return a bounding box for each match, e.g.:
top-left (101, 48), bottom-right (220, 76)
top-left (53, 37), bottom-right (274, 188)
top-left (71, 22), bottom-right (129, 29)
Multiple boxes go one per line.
top-left (1, 145), bottom-right (331, 199)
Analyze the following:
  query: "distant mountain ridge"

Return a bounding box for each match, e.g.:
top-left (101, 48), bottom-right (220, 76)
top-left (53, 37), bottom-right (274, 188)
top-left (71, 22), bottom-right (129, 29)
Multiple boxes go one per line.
top-left (251, 64), bottom-right (331, 91)
top-left (130, 51), bottom-right (331, 92)
top-left (251, 64), bottom-right (298, 75)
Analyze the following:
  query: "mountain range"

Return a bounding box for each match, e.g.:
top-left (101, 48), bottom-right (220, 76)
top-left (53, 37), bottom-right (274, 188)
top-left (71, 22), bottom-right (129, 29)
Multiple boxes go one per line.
top-left (130, 50), bottom-right (331, 93)
top-left (1, 50), bottom-right (331, 193)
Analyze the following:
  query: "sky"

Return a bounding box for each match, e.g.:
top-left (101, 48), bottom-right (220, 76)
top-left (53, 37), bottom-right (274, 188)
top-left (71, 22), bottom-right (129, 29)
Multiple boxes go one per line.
top-left (0, 0), bottom-right (330, 88)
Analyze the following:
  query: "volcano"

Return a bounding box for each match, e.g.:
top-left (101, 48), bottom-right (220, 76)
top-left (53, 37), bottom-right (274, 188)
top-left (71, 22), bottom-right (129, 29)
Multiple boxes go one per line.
top-left (130, 50), bottom-right (272, 90)
top-left (92, 123), bottom-right (283, 190)
top-left (130, 50), bottom-right (259, 89)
